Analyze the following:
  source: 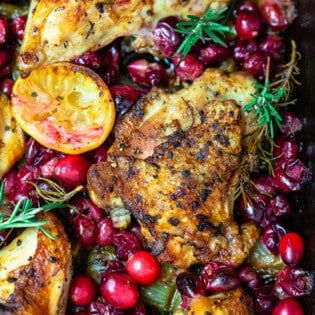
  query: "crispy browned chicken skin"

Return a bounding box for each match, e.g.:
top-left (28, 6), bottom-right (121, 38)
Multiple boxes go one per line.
top-left (88, 68), bottom-right (260, 270)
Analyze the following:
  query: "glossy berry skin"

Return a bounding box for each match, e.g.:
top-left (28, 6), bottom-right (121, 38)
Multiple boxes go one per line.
top-left (272, 297), bottom-right (304, 315)
top-left (54, 155), bottom-right (91, 188)
top-left (113, 231), bottom-right (142, 260)
top-left (234, 11), bottom-right (262, 40)
top-left (69, 274), bottom-right (97, 306)
top-left (279, 233), bottom-right (304, 266)
top-left (173, 54), bottom-right (204, 81)
top-left (100, 272), bottom-right (140, 309)
top-left (11, 15), bottom-right (27, 40)
top-left (126, 251), bottom-right (161, 285)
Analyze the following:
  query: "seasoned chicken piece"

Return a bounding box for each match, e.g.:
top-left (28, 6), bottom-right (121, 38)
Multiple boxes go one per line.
top-left (17, 0), bottom-right (230, 72)
top-left (0, 213), bottom-right (72, 315)
top-left (0, 94), bottom-right (25, 180)
top-left (88, 68), bottom-right (259, 270)
top-left (183, 288), bottom-right (254, 315)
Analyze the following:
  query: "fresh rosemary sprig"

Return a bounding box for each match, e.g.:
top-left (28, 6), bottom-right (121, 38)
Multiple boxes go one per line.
top-left (174, 7), bottom-right (233, 59)
top-left (244, 80), bottom-right (284, 139)
top-left (0, 181), bottom-right (64, 240)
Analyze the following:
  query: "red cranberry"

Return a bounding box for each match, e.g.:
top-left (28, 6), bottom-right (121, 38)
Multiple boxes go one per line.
top-left (110, 85), bottom-right (141, 116)
top-left (0, 17), bottom-right (9, 44)
top-left (0, 78), bottom-right (14, 97)
top-left (259, 35), bottom-right (285, 60)
top-left (259, 0), bottom-right (289, 31)
top-left (173, 54), bottom-right (204, 81)
top-left (267, 194), bottom-right (292, 218)
top-left (72, 197), bottom-right (104, 222)
top-left (274, 159), bottom-right (309, 193)
top-left (127, 59), bottom-right (167, 87)
top-left (99, 40), bottom-right (121, 66)
top-left (100, 63), bottom-right (119, 86)
top-left (104, 259), bottom-right (127, 275)
top-left (16, 165), bottom-right (40, 192)
top-left (281, 111), bottom-right (302, 136)
top-left (85, 143), bottom-right (109, 163)
top-left (279, 233), bottom-right (304, 266)
top-left (113, 231), bottom-right (142, 260)
top-left (0, 64), bottom-right (11, 79)
top-left (242, 52), bottom-right (267, 79)
top-left (11, 15), bottom-right (27, 40)
top-left (199, 43), bottom-right (230, 65)
top-left (238, 1), bottom-right (261, 14)
top-left (0, 50), bottom-right (10, 68)
top-left (277, 266), bottom-right (314, 297)
top-left (54, 155), bottom-right (91, 188)
top-left (254, 285), bottom-right (276, 314)
top-left (176, 272), bottom-right (205, 297)
top-left (74, 215), bottom-right (97, 248)
top-left (233, 38), bottom-right (258, 62)
top-left (69, 274), bottom-right (97, 306)
top-left (274, 136), bottom-right (299, 161)
top-left (262, 222), bottom-right (287, 255)
top-left (238, 266), bottom-right (260, 291)
top-left (73, 51), bottom-right (102, 69)
top-left (234, 11), bottom-right (262, 40)
top-left (272, 297), bottom-right (304, 315)
top-left (201, 262), bottom-right (240, 292)
top-left (96, 218), bottom-right (115, 246)
top-left (100, 272), bottom-right (140, 309)
top-left (252, 175), bottom-right (277, 195)
top-left (132, 302), bottom-right (147, 315)
top-left (154, 16), bottom-right (182, 57)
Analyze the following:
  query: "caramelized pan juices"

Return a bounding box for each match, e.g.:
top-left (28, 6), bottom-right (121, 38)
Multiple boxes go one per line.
top-left (0, 0), bottom-right (313, 314)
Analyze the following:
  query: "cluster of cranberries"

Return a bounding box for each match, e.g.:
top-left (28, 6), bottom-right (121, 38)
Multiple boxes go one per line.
top-left (0, 6), bottom-right (26, 97)
top-left (1, 0), bottom-right (313, 314)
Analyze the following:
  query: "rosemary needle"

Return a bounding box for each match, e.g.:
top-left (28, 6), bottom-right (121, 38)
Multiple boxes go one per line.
top-left (0, 181), bottom-right (64, 240)
top-left (174, 7), bottom-right (234, 59)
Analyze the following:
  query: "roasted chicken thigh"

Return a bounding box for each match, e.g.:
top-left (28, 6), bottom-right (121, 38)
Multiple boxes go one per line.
top-left (18, 0), bottom-right (230, 72)
top-left (88, 68), bottom-right (260, 270)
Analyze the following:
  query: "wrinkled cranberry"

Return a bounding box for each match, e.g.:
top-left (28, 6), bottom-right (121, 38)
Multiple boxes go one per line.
top-left (127, 59), bottom-right (167, 87)
top-left (72, 197), bottom-right (104, 223)
top-left (113, 231), bottom-right (142, 260)
top-left (281, 111), bottom-right (302, 136)
top-left (100, 63), bottom-right (120, 86)
top-left (173, 54), bottom-right (204, 81)
top-left (274, 136), bottom-right (299, 161)
top-left (277, 266), bottom-right (314, 297)
top-left (254, 285), bottom-right (276, 314)
top-left (0, 17), bottom-right (9, 44)
top-left (132, 302), bottom-right (146, 315)
top-left (176, 272), bottom-right (205, 297)
top-left (73, 51), bottom-right (102, 69)
top-left (240, 193), bottom-right (271, 225)
top-left (199, 43), bottom-right (230, 65)
top-left (267, 194), bottom-right (292, 218)
top-left (74, 215), bottom-right (98, 248)
top-left (201, 262), bottom-right (240, 292)
top-left (88, 296), bottom-right (126, 315)
top-left (96, 218), bottom-right (115, 246)
top-left (252, 175), bottom-right (277, 195)
top-left (110, 85), bottom-right (142, 116)
top-left (238, 266), bottom-right (260, 291)
top-left (234, 10), bottom-right (262, 40)
top-left (85, 143), bottom-right (109, 163)
top-left (154, 16), bottom-right (182, 57)
top-left (274, 159), bottom-right (309, 193)
top-left (104, 259), bottom-right (127, 275)
top-left (262, 222), bottom-right (287, 255)
top-left (16, 165), bottom-right (40, 192)
top-left (259, 35), bottom-right (285, 60)
top-left (233, 38), bottom-right (258, 62)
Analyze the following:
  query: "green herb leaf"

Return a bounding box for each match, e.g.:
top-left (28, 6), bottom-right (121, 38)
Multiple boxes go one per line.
top-left (0, 181), bottom-right (64, 240)
top-left (174, 6), bottom-right (234, 59)
top-left (244, 81), bottom-right (284, 138)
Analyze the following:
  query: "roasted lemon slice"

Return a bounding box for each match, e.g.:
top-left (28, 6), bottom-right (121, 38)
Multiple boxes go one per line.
top-left (11, 62), bottom-right (116, 154)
